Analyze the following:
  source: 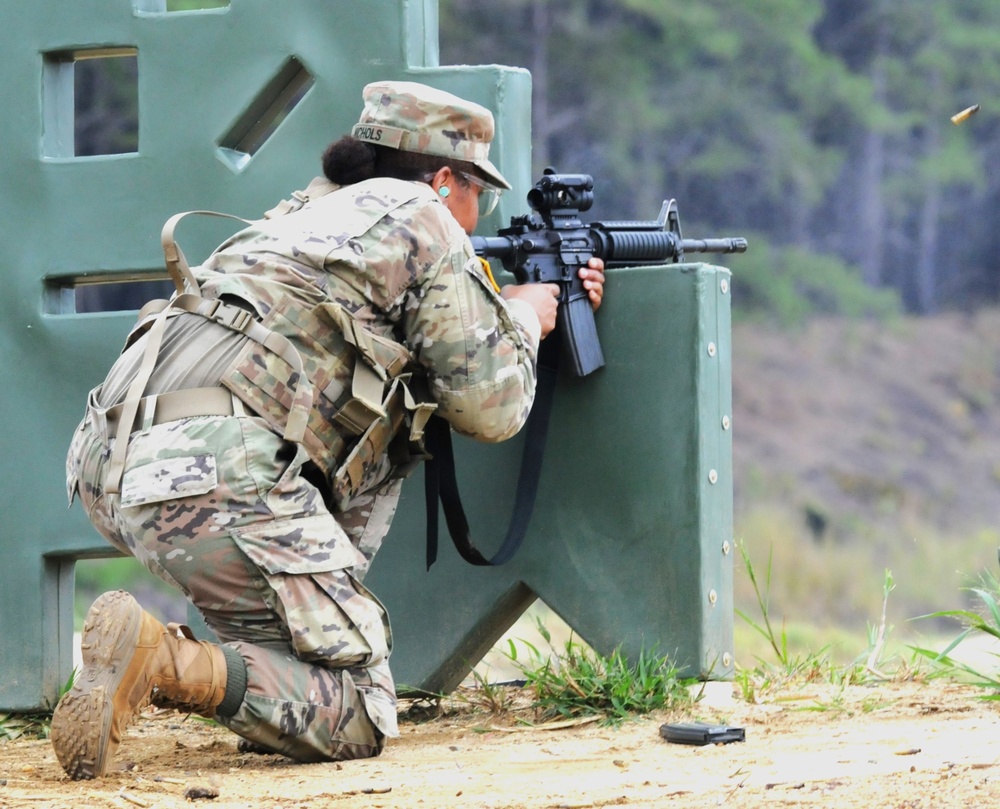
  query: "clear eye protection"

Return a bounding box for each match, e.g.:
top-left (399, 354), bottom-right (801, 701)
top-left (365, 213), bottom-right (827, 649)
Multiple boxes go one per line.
top-left (460, 172), bottom-right (502, 216)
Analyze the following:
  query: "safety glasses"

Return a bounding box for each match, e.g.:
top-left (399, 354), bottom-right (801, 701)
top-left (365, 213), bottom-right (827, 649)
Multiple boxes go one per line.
top-left (459, 172), bottom-right (503, 216)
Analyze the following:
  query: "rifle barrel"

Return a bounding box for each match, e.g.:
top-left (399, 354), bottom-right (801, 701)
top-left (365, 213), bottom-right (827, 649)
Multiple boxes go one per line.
top-left (470, 232), bottom-right (748, 267)
top-left (681, 237), bottom-right (748, 254)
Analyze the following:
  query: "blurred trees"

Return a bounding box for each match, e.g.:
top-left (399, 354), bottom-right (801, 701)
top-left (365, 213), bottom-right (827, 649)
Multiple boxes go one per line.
top-left (441, 0), bottom-right (1000, 318)
top-left (74, 55), bottom-right (139, 157)
top-left (71, 1), bottom-right (1000, 321)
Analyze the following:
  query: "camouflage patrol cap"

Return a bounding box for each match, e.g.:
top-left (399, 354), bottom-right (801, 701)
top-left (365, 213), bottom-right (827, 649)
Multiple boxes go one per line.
top-left (352, 81), bottom-right (512, 190)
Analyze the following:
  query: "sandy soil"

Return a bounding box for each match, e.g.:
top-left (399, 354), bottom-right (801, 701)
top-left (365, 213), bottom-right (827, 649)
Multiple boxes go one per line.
top-left (2, 679), bottom-right (1000, 808)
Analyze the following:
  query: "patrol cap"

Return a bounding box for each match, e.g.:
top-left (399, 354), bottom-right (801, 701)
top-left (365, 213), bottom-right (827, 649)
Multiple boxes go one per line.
top-left (351, 81), bottom-right (512, 190)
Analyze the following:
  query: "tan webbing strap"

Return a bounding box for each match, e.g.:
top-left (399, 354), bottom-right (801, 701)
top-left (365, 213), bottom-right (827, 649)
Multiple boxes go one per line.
top-left (334, 374), bottom-right (437, 494)
top-left (353, 361), bottom-right (387, 413)
top-left (341, 321), bottom-right (388, 381)
top-left (161, 210), bottom-right (255, 296)
top-left (263, 177), bottom-right (340, 219)
top-left (167, 294), bottom-right (314, 444)
top-left (106, 290), bottom-right (314, 495)
top-left (340, 378), bottom-right (408, 493)
top-left (402, 381), bottom-right (437, 442)
top-left (121, 298), bottom-right (174, 352)
top-left (137, 298), bottom-right (169, 322)
top-left (105, 387), bottom-right (235, 432)
top-left (105, 303), bottom-right (173, 494)
top-left (149, 386), bottom-right (234, 425)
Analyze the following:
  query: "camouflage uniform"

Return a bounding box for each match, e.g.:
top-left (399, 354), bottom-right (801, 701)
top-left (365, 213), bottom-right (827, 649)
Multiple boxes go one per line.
top-left (65, 83), bottom-right (538, 762)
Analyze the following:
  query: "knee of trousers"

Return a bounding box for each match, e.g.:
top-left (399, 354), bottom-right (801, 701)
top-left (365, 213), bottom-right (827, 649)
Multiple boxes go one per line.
top-left (218, 646), bottom-right (389, 762)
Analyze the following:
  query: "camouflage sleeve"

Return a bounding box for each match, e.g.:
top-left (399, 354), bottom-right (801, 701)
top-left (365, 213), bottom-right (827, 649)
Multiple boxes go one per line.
top-left (403, 212), bottom-right (540, 443)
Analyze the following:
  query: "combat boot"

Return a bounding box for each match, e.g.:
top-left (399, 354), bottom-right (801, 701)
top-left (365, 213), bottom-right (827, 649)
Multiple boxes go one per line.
top-left (50, 590), bottom-right (228, 780)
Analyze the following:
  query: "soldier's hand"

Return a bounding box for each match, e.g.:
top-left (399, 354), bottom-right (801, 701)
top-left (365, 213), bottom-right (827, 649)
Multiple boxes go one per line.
top-left (579, 257), bottom-right (606, 311)
top-left (502, 282), bottom-right (560, 338)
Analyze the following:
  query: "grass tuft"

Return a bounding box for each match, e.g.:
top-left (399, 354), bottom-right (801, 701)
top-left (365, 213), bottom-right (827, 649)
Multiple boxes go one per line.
top-left (0, 713), bottom-right (50, 742)
top-left (734, 539), bottom-right (923, 707)
top-left (506, 624), bottom-right (694, 724)
top-left (911, 569), bottom-right (1000, 693)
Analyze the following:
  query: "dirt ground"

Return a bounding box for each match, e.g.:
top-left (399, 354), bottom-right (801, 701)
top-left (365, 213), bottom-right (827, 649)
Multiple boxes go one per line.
top-left (3, 679), bottom-right (1000, 808)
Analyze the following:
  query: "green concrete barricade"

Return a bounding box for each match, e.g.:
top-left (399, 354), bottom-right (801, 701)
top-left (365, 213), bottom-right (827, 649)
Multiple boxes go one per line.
top-left (366, 261), bottom-right (736, 693)
top-left (0, 0), bottom-right (733, 712)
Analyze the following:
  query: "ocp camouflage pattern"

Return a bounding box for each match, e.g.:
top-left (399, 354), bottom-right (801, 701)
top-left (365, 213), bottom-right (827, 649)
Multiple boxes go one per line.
top-left (68, 411), bottom-right (399, 758)
top-left (200, 177), bottom-right (538, 445)
top-left (65, 176), bottom-right (539, 762)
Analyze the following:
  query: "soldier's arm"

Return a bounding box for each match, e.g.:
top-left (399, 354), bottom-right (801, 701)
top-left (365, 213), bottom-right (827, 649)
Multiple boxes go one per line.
top-left (404, 224), bottom-right (541, 443)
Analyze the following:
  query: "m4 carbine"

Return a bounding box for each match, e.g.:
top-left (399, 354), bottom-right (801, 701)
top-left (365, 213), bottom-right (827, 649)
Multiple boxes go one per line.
top-left (470, 168), bottom-right (748, 376)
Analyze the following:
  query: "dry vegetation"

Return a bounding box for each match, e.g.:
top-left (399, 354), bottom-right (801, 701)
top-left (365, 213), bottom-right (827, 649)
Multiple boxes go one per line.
top-left (731, 309), bottom-right (1000, 659)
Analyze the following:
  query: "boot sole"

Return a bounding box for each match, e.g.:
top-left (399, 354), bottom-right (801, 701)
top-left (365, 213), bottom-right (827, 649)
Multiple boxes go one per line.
top-left (50, 590), bottom-right (145, 780)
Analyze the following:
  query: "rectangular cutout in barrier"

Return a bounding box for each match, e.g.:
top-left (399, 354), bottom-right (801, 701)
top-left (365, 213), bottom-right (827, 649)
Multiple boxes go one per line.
top-left (44, 273), bottom-right (174, 314)
top-left (42, 48), bottom-right (139, 158)
top-left (75, 557), bottom-right (187, 636)
top-left (165, 0), bottom-right (229, 10)
top-left (217, 56), bottom-right (314, 170)
top-left (134, 1), bottom-right (229, 11)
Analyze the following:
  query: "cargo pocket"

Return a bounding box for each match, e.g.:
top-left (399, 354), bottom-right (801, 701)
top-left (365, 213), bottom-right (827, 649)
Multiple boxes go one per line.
top-left (120, 453), bottom-right (219, 509)
top-left (232, 514), bottom-right (391, 668)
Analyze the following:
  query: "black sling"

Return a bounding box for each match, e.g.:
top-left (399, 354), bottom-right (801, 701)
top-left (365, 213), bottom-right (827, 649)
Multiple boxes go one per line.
top-left (423, 339), bottom-right (559, 567)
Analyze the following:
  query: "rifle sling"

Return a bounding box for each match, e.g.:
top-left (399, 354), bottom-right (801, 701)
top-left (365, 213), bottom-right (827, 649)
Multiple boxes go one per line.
top-left (424, 339), bottom-right (559, 568)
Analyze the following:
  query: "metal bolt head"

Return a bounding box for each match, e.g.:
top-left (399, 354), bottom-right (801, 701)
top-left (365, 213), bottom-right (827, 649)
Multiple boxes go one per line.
top-left (722, 540), bottom-right (731, 555)
top-left (722, 415), bottom-right (731, 430)
top-left (722, 652), bottom-right (733, 667)
top-left (720, 279), bottom-right (729, 294)
top-left (707, 341), bottom-right (717, 357)
top-left (708, 469), bottom-right (718, 484)
top-left (708, 589), bottom-right (718, 605)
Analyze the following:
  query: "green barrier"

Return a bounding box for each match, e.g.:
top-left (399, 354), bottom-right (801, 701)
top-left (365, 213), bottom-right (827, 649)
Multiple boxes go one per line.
top-left (0, 0), bottom-right (733, 712)
top-left (366, 261), bottom-right (736, 693)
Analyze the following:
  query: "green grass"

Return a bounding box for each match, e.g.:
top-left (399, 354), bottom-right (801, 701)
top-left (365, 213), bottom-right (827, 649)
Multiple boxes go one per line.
top-left (503, 623), bottom-right (694, 724)
top-left (911, 569), bottom-right (1000, 693)
top-left (732, 497), bottom-right (1000, 698)
top-left (460, 666), bottom-right (520, 716)
top-left (733, 504), bottom-right (1000, 649)
top-left (0, 713), bottom-right (50, 741)
top-left (731, 537), bottom-right (938, 710)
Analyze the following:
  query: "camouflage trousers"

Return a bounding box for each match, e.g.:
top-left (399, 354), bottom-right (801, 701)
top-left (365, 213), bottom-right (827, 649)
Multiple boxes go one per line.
top-left (66, 398), bottom-right (403, 762)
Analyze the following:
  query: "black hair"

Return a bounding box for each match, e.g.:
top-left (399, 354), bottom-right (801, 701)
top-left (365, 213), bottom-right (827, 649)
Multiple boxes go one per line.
top-left (321, 135), bottom-right (488, 187)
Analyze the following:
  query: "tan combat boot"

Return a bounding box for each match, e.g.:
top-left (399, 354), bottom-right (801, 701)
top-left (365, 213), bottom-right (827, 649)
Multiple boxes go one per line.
top-left (50, 590), bottom-right (227, 780)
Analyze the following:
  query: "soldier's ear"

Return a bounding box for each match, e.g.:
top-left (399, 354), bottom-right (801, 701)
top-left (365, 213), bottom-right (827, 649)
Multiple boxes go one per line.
top-left (428, 166), bottom-right (454, 196)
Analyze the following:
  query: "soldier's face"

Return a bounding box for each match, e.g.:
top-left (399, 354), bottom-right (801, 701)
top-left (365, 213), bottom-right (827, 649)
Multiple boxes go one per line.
top-left (446, 178), bottom-right (480, 235)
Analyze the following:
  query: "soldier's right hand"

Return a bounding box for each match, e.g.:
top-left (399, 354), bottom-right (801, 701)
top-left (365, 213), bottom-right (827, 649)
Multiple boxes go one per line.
top-left (501, 283), bottom-right (560, 338)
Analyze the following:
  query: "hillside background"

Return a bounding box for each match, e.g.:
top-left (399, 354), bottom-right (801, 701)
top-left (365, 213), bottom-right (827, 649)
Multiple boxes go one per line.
top-left (730, 310), bottom-right (1000, 657)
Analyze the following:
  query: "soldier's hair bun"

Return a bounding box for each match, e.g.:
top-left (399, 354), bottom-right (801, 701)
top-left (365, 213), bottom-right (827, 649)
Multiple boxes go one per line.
top-left (322, 136), bottom-right (378, 185)
top-left (321, 132), bottom-right (473, 188)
